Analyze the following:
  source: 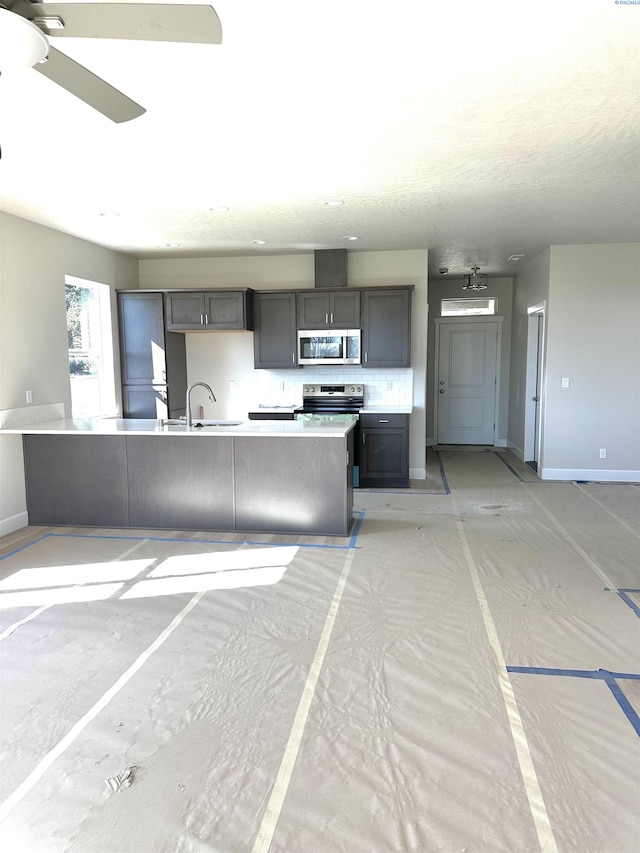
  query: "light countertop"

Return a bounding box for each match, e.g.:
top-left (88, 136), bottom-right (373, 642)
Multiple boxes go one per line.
top-left (251, 405), bottom-right (413, 415)
top-left (359, 406), bottom-right (412, 414)
top-left (2, 418), bottom-right (356, 439)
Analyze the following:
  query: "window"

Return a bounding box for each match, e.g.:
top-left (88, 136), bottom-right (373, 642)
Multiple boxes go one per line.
top-left (66, 276), bottom-right (116, 417)
top-left (441, 297), bottom-right (497, 317)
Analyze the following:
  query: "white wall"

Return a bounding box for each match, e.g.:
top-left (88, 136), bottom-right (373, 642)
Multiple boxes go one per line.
top-left (0, 213), bottom-right (139, 534)
top-left (140, 250), bottom-right (429, 478)
top-left (509, 243), bottom-right (639, 481)
top-left (427, 277), bottom-right (513, 446)
top-left (542, 243), bottom-right (640, 480)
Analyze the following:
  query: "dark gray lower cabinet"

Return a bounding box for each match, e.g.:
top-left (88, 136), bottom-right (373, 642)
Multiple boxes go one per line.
top-left (23, 435), bottom-right (129, 527)
top-left (23, 431), bottom-right (354, 535)
top-left (359, 414), bottom-right (409, 487)
top-left (126, 436), bottom-right (234, 530)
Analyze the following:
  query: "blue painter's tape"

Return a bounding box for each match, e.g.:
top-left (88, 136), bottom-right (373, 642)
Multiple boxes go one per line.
top-left (507, 666), bottom-right (603, 679)
top-left (0, 533), bottom-right (55, 561)
top-left (605, 670), bottom-right (640, 681)
top-left (617, 589), bottom-right (640, 618)
top-left (348, 509), bottom-right (366, 548)
top-left (494, 451), bottom-right (526, 482)
top-left (507, 666), bottom-right (640, 737)
top-left (47, 531), bottom-right (360, 551)
top-left (600, 671), bottom-right (640, 737)
top-left (435, 451), bottom-right (451, 495)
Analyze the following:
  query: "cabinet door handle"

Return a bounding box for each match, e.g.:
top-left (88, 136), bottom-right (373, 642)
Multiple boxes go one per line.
top-left (362, 434), bottom-right (366, 444)
top-left (378, 419), bottom-right (390, 423)
top-left (204, 313), bottom-right (209, 325)
top-left (325, 313), bottom-right (329, 324)
top-left (292, 352), bottom-right (295, 363)
top-left (330, 313), bottom-right (334, 323)
top-left (200, 313), bottom-right (204, 324)
top-left (364, 352), bottom-right (368, 362)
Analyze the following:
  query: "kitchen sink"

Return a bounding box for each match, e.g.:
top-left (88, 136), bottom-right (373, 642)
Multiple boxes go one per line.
top-left (163, 419), bottom-right (243, 427)
top-left (194, 420), bottom-right (243, 427)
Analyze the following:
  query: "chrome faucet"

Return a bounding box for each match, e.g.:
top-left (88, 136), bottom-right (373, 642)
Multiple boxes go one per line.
top-left (186, 382), bottom-right (216, 426)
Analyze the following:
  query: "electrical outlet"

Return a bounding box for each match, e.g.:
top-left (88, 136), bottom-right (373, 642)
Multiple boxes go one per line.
top-left (561, 378), bottom-right (570, 388)
top-left (25, 390), bottom-right (32, 404)
top-left (599, 448), bottom-right (607, 459)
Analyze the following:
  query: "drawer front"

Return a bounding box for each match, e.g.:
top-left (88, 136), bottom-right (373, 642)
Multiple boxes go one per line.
top-left (360, 413), bottom-right (408, 429)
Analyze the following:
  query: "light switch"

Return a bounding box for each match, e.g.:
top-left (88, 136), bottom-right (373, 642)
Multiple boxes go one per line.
top-left (561, 377), bottom-right (570, 388)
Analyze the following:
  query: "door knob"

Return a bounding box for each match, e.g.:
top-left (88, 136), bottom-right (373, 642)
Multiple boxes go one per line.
top-left (532, 396), bottom-right (540, 401)
top-left (439, 388), bottom-right (445, 394)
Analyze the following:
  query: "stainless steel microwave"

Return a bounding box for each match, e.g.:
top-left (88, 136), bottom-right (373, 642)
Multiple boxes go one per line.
top-left (297, 329), bottom-right (361, 365)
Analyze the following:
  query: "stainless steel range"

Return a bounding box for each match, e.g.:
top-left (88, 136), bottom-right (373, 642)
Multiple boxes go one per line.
top-left (296, 384), bottom-right (364, 415)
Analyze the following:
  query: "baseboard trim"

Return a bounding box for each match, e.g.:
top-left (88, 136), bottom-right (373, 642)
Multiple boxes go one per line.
top-left (410, 467), bottom-right (427, 480)
top-left (540, 468), bottom-right (640, 483)
top-left (507, 441), bottom-right (525, 461)
top-left (0, 511), bottom-right (29, 538)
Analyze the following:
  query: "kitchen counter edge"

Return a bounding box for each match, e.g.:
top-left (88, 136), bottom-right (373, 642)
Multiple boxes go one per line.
top-left (1, 418), bottom-right (356, 438)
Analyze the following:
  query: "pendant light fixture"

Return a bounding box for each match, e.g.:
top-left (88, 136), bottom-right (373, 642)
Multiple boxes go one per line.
top-left (462, 265), bottom-right (488, 291)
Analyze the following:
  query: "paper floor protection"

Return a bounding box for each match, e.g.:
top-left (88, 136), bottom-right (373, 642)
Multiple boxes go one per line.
top-left (0, 451), bottom-right (638, 852)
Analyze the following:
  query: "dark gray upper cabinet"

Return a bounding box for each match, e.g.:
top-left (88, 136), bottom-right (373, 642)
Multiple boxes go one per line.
top-left (361, 288), bottom-right (412, 368)
top-left (118, 291), bottom-right (187, 419)
top-left (297, 290), bottom-right (360, 329)
top-left (253, 292), bottom-right (299, 369)
top-left (164, 290), bottom-right (254, 331)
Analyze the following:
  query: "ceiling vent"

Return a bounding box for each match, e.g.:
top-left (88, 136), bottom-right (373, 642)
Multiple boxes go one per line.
top-left (314, 249), bottom-right (347, 288)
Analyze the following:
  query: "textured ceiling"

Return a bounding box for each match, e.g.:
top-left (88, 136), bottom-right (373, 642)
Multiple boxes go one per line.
top-left (0, 0), bottom-right (638, 278)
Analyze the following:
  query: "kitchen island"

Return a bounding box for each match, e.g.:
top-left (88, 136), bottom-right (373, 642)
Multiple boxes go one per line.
top-left (12, 418), bottom-right (355, 536)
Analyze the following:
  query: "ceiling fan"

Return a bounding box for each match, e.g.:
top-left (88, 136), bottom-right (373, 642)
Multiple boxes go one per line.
top-left (0, 1), bottom-right (222, 122)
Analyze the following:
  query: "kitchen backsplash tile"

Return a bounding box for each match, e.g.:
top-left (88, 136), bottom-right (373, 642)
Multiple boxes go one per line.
top-left (253, 369), bottom-right (413, 408)
top-left (0, 402), bottom-right (65, 428)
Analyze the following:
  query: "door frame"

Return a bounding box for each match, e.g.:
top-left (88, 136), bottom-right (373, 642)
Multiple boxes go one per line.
top-left (524, 302), bottom-right (546, 469)
top-left (434, 316), bottom-right (503, 447)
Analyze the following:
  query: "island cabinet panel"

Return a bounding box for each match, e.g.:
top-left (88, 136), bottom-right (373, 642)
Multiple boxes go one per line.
top-left (23, 435), bottom-right (128, 527)
top-left (361, 288), bottom-right (412, 367)
top-left (126, 436), bottom-right (234, 530)
top-left (253, 292), bottom-right (298, 368)
top-left (233, 432), bottom-right (354, 536)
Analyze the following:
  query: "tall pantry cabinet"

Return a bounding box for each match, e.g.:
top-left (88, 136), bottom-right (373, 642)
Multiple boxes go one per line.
top-left (118, 291), bottom-right (187, 419)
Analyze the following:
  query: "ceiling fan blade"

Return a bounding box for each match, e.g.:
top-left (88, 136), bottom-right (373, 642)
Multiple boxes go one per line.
top-left (34, 45), bottom-right (145, 122)
top-left (26, 3), bottom-right (222, 44)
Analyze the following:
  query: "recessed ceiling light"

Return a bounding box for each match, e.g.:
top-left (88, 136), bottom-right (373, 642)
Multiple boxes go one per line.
top-left (165, 243), bottom-right (181, 248)
top-left (343, 235), bottom-right (358, 241)
top-left (322, 200), bottom-right (343, 207)
top-left (210, 205), bottom-right (229, 213)
top-left (508, 254), bottom-right (525, 261)
top-left (251, 239), bottom-right (267, 245)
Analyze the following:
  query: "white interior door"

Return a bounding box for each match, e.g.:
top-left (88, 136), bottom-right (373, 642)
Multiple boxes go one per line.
top-left (436, 322), bottom-right (498, 445)
top-left (524, 308), bottom-right (545, 469)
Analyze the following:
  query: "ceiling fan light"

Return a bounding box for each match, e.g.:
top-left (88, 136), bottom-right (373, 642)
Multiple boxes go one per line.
top-left (0, 10), bottom-right (49, 73)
